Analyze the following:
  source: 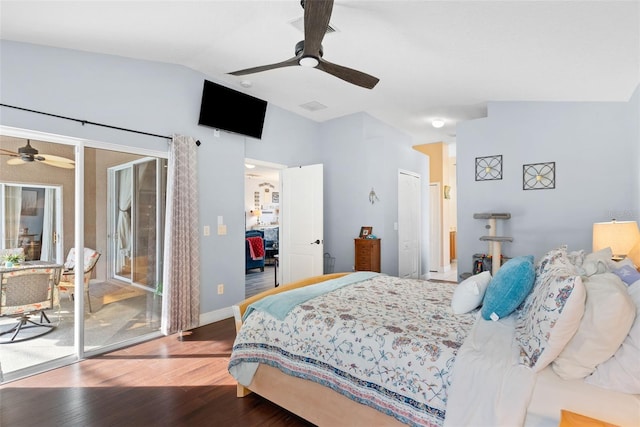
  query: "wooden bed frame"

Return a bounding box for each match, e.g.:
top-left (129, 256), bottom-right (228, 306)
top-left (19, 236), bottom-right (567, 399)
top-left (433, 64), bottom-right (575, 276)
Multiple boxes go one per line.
top-left (232, 272), bottom-right (405, 426)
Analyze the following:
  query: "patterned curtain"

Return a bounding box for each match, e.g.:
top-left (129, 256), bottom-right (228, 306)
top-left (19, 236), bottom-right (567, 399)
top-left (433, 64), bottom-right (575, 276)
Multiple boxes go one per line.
top-left (161, 135), bottom-right (200, 335)
top-left (5, 186), bottom-right (21, 249)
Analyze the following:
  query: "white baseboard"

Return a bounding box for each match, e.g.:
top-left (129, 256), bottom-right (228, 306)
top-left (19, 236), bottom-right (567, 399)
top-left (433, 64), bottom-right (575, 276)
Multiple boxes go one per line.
top-left (199, 306), bottom-right (234, 326)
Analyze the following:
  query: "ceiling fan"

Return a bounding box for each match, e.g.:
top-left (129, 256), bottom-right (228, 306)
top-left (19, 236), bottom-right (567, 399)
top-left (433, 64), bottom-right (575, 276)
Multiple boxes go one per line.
top-left (229, 0), bottom-right (379, 89)
top-left (0, 140), bottom-right (75, 169)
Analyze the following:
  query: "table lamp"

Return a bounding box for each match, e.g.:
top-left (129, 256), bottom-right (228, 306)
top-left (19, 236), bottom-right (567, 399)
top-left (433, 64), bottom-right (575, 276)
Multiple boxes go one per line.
top-left (627, 238), bottom-right (640, 268)
top-left (592, 220), bottom-right (640, 260)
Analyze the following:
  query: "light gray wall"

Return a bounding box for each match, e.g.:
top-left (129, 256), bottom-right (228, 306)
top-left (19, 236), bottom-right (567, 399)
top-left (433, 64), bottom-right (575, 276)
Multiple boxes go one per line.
top-left (456, 86), bottom-right (640, 277)
top-left (320, 113), bottom-right (429, 276)
top-left (0, 40), bottom-right (426, 319)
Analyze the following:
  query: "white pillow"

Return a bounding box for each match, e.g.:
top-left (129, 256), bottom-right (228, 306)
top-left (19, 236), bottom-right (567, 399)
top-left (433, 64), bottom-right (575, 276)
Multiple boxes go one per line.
top-left (586, 279), bottom-right (640, 393)
top-left (578, 247), bottom-right (613, 276)
top-left (552, 273), bottom-right (635, 380)
top-left (451, 271), bottom-right (491, 314)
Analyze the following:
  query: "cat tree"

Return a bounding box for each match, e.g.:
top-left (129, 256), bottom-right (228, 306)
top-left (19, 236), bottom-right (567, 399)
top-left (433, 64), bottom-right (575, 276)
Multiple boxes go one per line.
top-left (474, 213), bottom-right (512, 275)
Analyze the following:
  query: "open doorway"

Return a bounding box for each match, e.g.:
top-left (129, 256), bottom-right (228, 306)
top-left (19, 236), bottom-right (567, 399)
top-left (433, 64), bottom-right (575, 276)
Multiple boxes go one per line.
top-left (244, 159), bottom-right (284, 298)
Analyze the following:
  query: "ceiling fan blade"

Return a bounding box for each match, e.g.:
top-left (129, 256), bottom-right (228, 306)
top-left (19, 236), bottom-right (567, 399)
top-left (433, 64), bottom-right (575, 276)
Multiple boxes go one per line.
top-left (229, 56), bottom-right (300, 76)
top-left (41, 159), bottom-right (75, 169)
top-left (0, 148), bottom-right (18, 156)
top-left (7, 158), bottom-right (26, 165)
top-left (40, 154), bottom-right (75, 164)
top-left (316, 59), bottom-right (380, 89)
top-left (303, 0), bottom-right (334, 57)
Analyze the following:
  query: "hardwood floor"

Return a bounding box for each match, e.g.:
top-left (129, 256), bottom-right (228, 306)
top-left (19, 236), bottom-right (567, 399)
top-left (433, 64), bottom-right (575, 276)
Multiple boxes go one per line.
top-left (245, 264), bottom-right (277, 298)
top-left (0, 317), bottom-right (313, 427)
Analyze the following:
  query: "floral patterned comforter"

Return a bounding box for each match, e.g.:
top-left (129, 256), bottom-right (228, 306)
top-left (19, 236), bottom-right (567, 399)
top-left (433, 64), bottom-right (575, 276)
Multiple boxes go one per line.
top-left (228, 274), bottom-right (477, 426)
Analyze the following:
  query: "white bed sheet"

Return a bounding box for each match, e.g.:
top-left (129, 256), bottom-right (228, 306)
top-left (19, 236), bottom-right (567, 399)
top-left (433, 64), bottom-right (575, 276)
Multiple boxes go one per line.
top-left (525, 366), bottom-right (640, 427)
top-left (444, 313), bottom-right (536, 427)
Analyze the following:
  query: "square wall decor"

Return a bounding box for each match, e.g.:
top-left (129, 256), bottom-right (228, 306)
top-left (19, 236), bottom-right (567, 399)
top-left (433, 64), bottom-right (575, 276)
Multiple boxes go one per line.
top-left (475, 155), bottom-right (503, 181)
top-left (523, 162), bottom-right (555, 190)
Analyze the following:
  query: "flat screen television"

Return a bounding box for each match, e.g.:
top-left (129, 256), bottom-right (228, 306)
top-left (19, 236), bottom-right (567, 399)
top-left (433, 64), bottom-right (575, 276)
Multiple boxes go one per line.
top-left (198, 80), bottom-right (268, 140)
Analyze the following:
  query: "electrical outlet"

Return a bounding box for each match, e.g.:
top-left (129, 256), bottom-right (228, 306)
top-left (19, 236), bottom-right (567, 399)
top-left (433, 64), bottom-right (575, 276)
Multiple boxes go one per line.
top-left (217, 284), bottom-right (224, 295)
top-left (204, 225), bottom-right (210, 236)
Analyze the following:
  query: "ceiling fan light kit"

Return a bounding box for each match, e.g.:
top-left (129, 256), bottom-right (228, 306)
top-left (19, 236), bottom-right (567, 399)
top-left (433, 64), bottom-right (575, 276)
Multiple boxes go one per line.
top-left (299, 56), bottom-right (319, 68)
top-left (432, 119), bottom-right (445, 128)
top-left (229, 0), bottom-right (379, 89)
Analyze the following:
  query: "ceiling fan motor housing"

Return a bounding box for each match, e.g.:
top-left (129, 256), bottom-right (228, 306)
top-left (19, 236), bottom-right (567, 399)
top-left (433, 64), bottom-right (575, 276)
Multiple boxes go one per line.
top-left (18, 141), bottom-right (38, 161)
top-left (295, 40), bottom-right (323, 59)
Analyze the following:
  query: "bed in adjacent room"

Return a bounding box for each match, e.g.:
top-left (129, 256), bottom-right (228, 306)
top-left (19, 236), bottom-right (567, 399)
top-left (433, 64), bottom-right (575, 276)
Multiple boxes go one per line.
top-left (228, 247), bottom-right (640, 427)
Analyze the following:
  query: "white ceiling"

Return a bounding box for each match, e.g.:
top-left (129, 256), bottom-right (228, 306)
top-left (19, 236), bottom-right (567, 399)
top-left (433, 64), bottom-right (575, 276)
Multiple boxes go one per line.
top-left (0, 1), bottom-right (638, 148)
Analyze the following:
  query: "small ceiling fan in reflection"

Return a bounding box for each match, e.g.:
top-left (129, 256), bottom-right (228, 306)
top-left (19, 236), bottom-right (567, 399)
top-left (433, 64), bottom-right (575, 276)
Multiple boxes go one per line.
top-left (0, 140), bottom-right (75, 169)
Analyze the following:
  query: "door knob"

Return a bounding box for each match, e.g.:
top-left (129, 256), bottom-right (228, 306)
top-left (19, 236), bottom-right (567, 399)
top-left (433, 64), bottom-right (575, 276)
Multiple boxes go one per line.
top-left (310, 239), bottom-right (320, 245)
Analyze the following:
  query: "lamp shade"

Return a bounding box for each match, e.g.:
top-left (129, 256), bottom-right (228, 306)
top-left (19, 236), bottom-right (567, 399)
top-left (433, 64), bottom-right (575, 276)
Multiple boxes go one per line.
top-left (628, 238), bottom-right (640, 268)
top-left (592, 221), bottom-right (640, 257)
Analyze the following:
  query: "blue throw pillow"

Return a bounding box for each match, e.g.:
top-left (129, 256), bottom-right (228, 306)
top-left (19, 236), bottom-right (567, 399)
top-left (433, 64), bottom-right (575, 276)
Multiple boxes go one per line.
top-left (481, 255), bottom-right (536, 321)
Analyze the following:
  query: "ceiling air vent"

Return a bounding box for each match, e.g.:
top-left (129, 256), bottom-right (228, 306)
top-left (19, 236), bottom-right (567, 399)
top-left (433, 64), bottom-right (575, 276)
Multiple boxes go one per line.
top-left (300, 101), bottom-right (328, 112)
top-left (289, 16), bottom-right (337, 35)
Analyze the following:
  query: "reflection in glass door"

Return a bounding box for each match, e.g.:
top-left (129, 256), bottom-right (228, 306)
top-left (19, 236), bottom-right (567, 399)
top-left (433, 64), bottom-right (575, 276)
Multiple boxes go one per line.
top-left (0, 183), bottom-right (64, 263)
top-left (108, 158), bottom-right (166, 292)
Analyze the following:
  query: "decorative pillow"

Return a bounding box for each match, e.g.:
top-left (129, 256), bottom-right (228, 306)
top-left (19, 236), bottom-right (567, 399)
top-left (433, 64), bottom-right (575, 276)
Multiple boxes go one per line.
top-left (481, 256), bottom-right (535, 321)
top-left (612, 265), bottom-right (640, 285)
top-left (516, 248), bottom-right (586, 371)
top-left (579, 247), bottom-right (613, 277)
top-left (552, 273), bottom-right (635, 380)
top-left (566, 249), bottom-right (586, 267)
top-left (586, 279), bottom-right (640, 393)
top-left (451, 271), bottom-right (491, 314)
top-left (534, 246), bottom-right (576, 280)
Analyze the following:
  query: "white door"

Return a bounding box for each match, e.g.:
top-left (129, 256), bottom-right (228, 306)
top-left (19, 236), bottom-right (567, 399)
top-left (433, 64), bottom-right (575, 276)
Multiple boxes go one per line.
top-left (429, 183), bottom-right (441, 272)
top-left (398, 171), bottom-right (421, 278)
top-left (280, 164), bottom-right (324, 284)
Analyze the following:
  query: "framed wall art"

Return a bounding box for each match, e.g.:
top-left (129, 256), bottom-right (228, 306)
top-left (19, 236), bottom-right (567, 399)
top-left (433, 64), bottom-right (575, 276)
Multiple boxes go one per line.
top-left (475, 155), bottom-right (503, 181)
top-left (523, 162), bottom-right (555, 190)
top-left (359, 226), bottom-right (373, 238)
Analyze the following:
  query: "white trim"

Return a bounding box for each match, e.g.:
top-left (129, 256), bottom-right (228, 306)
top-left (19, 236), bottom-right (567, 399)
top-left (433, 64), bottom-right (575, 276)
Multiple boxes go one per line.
top-left (199, 306), bottom-right (234, 326)
top-left (0, 125), bottom-right (168, 159)
top-left (244, 158), bottom-right (287, 170)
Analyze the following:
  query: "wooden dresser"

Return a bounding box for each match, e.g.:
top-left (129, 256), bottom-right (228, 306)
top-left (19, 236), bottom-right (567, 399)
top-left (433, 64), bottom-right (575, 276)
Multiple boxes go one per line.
top-left (354, 238), bottom-right (381, 272)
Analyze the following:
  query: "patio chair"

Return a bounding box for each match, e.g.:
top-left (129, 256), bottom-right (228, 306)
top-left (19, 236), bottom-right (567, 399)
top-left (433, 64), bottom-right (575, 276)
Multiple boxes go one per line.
top-left (0, 266), bottom-right (60, 343)
top-left (58, 248), bottom-right (101, 313)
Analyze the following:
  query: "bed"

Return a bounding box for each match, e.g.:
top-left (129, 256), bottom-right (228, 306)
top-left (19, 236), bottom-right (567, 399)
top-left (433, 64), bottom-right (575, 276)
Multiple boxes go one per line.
top-left (229, 247), bottom-right (640, 427)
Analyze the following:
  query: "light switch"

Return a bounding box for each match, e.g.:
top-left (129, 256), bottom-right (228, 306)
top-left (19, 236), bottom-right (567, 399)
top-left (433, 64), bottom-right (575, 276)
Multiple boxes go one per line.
top-left (218, 225), bottom-right (227, 235)
top-left (203, 225), bottom-right (210, 236)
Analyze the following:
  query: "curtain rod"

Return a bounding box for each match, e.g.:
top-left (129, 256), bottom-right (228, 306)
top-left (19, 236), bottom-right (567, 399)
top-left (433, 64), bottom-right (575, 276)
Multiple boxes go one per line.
top-left (0, 103), bottom-right (200, 146)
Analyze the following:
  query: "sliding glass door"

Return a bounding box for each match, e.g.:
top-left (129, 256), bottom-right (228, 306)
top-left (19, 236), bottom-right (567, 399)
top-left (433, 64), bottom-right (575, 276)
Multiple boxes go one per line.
top-left (0, 133), bottom-right (167, 382)
top-left (84, 149), bottom-right (165, 354)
